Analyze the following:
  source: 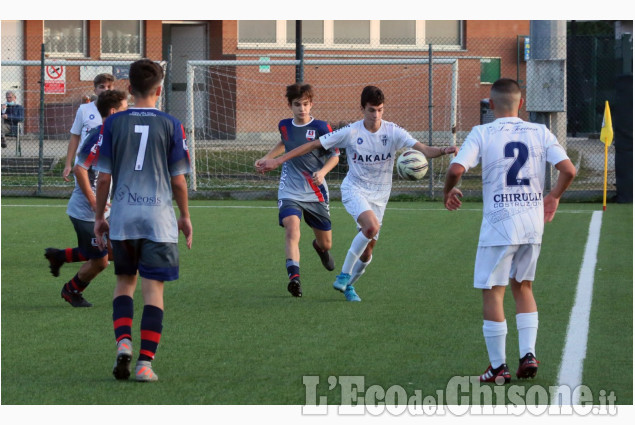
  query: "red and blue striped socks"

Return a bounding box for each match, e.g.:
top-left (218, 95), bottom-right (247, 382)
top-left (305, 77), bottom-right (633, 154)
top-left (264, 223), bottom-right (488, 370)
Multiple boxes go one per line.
top-left (139, 305), bottom-right (163, 362)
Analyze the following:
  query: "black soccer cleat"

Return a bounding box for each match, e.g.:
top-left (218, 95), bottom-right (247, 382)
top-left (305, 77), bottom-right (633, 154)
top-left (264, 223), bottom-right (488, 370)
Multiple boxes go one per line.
top-left (61, 287), bottom-right (93, 307)
top-left (516, 353), bottom-right (539, 379)
top-left (287, 278), bottom-right (302, 298)
top-left (312, 239), bottom-right (335, 271)
top-left (479, 363), bottom-right (511, 384)
top-left (44, 248), bottom-right (64, 277)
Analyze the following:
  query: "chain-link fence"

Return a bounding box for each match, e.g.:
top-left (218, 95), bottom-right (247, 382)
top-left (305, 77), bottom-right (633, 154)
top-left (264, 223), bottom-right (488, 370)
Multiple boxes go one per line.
top-left (1, 34), bottom-right (632, 201)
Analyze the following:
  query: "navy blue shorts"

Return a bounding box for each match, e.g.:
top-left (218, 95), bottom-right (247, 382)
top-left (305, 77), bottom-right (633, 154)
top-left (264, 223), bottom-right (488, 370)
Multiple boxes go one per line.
top-left (278, 199), bottom-right (331, 231)
top-left (111, 239), bottom-right (179, 282)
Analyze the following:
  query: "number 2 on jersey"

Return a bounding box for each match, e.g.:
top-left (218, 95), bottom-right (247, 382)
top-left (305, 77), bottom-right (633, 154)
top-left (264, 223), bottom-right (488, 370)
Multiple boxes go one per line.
top-left (134, 125), bottom-right (149, 171)
top-left (505, 141), bottom-right (530, 186)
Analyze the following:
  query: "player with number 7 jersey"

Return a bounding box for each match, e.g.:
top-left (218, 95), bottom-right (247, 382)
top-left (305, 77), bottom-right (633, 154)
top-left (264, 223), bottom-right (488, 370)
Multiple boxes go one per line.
top-left (94, 59), bottom-right (192, 382)
top-left (95, 108), bottom-right (191, 243)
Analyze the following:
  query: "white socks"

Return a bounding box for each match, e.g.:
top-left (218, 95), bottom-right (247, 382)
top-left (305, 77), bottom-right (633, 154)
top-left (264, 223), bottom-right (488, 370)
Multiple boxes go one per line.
top-left (348, 255), bottom-right (372, 286)
top-left (483, 320), bottom-right (507, 369)
top-left (483, 312), bottom-right (539, 368)
top-left (516, 312), bottom-right (539, 358)
top-left (341, 232), bottom-right (372, 275)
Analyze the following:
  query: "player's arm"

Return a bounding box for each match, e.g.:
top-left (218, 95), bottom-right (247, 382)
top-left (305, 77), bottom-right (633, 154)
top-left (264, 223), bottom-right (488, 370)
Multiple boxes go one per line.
top-left (312, 154), bottom-right (339, 186)
top-left (254, 141), bottom-right (285, 169)
top-left (412, 141), bottom-right (457, 158)
top-left (63, 133), bottom-right (81, 182)
top-left (172, 174), bottom-right (193, 249)
top-left (94, 172), bottom-right (112, 249)
top-left (256, 140), bottom-right (322, 173)
top-left (73, 163), bottom-right (96, 211)
top-left (544, 159), bottom-right (576, 222)
top-left (443, 163), bottom-right (466, 211)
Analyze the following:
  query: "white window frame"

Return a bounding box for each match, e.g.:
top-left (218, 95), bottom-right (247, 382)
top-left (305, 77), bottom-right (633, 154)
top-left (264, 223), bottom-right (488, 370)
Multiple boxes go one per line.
top-left (100, 21), bottom-right (144, 59)
top-left (43, 20), bottom-right (88, 58)
top-left (237, 20), bottom-right (463, 51)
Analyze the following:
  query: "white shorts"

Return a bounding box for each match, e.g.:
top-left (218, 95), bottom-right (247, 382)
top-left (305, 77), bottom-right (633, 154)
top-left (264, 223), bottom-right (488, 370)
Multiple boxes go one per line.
top-left (474, 244), bottom-right (542, 289)
top-left (341, 181), bottom-right (389, 240)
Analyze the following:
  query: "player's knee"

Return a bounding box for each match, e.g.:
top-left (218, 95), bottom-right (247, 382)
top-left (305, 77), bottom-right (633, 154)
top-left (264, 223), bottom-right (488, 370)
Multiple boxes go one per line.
top-left (362, 225), bottom-right (379, 239)
top-left (512, 279), bottom-right (533, 292)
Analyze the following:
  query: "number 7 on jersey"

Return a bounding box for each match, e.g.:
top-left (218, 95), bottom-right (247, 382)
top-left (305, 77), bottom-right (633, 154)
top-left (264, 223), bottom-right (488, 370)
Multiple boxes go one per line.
top-left (134, 125), bottom-right (149, 171)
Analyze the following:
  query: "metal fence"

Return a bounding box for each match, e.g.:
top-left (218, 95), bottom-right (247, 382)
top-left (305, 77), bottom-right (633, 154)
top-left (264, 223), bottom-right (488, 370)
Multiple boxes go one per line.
top-left (1, 35), bottom-right (632, 201)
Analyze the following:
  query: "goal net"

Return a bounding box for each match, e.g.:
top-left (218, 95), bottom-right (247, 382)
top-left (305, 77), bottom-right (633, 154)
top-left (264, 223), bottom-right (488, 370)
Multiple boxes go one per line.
top-left (186, 58), bottom-right (460, 199)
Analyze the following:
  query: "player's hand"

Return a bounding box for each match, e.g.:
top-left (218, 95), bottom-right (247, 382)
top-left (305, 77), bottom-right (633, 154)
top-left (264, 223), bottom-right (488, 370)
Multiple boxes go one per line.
top-left (444, 188), bottom-right (463, 211)
top-left (62, 165), bottom-right (72, 182)
top-left (94, 218), bottom-right (110, 250)
top-left (312, 171), bottom-right (325, 186)
top-left (543, 194), bottom-right (559, 223)
top-left (178, 216), bottom-right (193, 249)
top-left (445, 146), bottom-right (458, 156)
top-left (254, 158), bottom-right (265, 169)
top-left (256, 158), bottom-right (280, 174)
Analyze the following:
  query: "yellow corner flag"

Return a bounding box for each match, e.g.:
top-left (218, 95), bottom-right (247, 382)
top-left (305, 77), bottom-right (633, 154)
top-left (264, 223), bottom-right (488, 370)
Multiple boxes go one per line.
top-left (600, 101), bottom-right (614, 147)
top-left (600, 101), bottom-right (614, 210)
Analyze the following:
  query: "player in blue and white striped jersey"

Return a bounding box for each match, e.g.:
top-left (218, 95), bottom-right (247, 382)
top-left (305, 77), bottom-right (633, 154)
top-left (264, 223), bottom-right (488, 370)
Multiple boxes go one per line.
top-left (258, 86), bottom-right (456, 301)
top-left (94, 59), bottom-right (192, 382)
top-left (255, 83), bottom-right (339, 298)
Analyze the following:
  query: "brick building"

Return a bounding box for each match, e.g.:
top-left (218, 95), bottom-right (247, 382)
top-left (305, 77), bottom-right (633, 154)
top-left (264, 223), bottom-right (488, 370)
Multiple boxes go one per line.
top-left (2, 20), bottom-right (530, 136)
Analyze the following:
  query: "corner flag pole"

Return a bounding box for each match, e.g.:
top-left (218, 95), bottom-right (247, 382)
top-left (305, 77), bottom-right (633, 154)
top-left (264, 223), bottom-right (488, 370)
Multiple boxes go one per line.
top-left (599, 101), bottom-right (614, 211)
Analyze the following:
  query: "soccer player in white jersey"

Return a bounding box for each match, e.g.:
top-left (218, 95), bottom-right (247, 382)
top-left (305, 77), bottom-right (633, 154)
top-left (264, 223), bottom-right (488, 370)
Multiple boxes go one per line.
top-left (94, 59), bottom-right (192, 382)
top-left (44, 90), bottom-right (127, 307)
top-left (255, 83), bottom-right (339, 298)
top-left (63, 73), bottom-right (115, 181)
top-left (443, 78), bottom-right (576, 383)
top-left (258, 85), bottom-right (456, 301)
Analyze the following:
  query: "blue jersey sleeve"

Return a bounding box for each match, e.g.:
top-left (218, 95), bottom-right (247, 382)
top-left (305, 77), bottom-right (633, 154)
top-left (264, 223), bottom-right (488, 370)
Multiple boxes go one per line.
top-left (167, 119), bottom-right (191, 176)
top-left (94, 118), bottom-right (113, 174)
top-left (76, 126), bottom-right (103, 170)
top-left (317, 120), bottom-right (339, 158)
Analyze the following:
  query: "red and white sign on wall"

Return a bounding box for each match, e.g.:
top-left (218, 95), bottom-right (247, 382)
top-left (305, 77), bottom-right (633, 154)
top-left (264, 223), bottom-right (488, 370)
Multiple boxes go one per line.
top-left (45, 65), bottom-right (66, 94)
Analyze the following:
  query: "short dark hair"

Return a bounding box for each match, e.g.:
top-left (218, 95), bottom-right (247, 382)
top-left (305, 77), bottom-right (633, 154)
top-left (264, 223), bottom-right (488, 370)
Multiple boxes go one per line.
top-left (491, 78), bottom-right (521, 96)
top-left (129, 59), bottom-right (164, 98)
top-left (285, 83), bottom-right (314, 105)
top-left (96, 90), bottom-right (127, 118)
top-left (361, 85), bottom-right (384, 108)
top-left (93, 73), bottom-right (115, 88)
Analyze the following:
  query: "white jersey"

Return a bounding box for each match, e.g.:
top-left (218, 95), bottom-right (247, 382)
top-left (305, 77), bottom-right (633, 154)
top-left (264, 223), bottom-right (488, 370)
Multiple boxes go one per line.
top-left (70, 101), bottom-right (101, 162)
top-left (451, 117), bottom-right (569, 247)
top-left (319, 119), bottom-right (417, 192)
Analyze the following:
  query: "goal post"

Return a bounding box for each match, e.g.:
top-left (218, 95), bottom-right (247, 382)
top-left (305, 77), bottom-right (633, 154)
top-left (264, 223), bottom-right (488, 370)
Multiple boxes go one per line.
top-left (186, 58), bottom-right (459, 196)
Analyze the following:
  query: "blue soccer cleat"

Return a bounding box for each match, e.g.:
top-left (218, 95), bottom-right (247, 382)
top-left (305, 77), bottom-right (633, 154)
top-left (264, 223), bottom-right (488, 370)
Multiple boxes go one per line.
top-left (332, 273), bottom-right (350, 292)
top-left (343, 285), bottom-right (361, 302)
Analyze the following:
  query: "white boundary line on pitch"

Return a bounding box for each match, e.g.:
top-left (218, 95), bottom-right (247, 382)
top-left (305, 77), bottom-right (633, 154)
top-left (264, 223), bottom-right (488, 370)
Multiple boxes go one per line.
top-left (552, 210), bottom-right (603, 406)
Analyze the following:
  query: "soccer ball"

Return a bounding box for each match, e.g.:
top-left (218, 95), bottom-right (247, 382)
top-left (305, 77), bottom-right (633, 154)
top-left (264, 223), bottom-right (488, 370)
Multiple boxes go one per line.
top-left (396, 150), bottom-right (428, 180)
